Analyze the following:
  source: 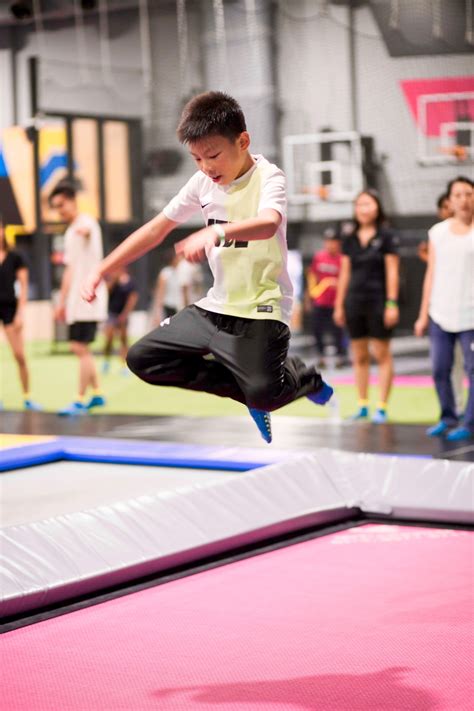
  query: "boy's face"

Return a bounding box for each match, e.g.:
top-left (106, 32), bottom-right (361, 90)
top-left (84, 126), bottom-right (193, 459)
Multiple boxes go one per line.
top-left (188, 133), bottom-right (253, 186)
top-left (325, 238), bottom-right (340, 255)
top-left (50, 194), bottom-right (77, 223)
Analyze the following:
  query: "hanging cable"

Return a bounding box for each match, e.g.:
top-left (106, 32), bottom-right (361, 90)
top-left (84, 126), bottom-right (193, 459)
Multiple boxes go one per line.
top-left (138, 0), bottom-right (153, 124)
top-left (176, 0), bottom-right (188, 98)
top-left (73, 0), bottom-right (91, 84)
top-left (388, 0), bottom-right (400, 30)
top-left (32, 0), bottom-right (47, 86)
top-left (432, 0), bottom-right (442, 39)
top-left (244, 0), bottom-right (259, 75)
top-left (213, 0), bottom-right (228, 88)
top-left (98, 0), bottom-right (112, 86)
top-left (466, 0), bottom-right (474, 44)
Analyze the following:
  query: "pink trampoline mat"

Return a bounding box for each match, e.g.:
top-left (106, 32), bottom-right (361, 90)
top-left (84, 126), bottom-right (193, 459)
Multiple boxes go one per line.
top-left (2, 524), bottom-right (473, 711)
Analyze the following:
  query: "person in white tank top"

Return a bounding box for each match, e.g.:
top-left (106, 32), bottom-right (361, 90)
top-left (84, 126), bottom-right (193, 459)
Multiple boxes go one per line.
top-left (415, 176), bottom-right (474, 441)
top-left (417, 193), bottom-right (465, 416)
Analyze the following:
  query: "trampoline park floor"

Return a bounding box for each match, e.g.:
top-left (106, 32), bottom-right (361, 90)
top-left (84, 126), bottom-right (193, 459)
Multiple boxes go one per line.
top-left (1, 409), bottom-right (474, 461)
top-left (2, 521), bottom-right (473, 711)
top-left (1, 409), bottom-right (473, 711)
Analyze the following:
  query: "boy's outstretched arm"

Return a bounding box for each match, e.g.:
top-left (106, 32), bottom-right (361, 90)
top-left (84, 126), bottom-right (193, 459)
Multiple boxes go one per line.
top-left (82, 212), bottom-right (177, 302)
top-left (175, 209), bottom-right (281, 263)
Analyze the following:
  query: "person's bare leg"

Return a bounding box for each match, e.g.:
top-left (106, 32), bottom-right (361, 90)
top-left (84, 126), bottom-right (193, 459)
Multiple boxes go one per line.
top-left (103, 324), bottom-right (114, 360)
top-left (371, 338), bottom-right (393, 405)
top-left (87, 347), bottom-right (100, 390)
top-left (70, 341), bottom-right (100, 397)
top-left (119, 323), bottom-right (129, 363)
top-left (4, 323), bottom-right (29, 395)
top-left (351, 338), bottom-right (370, 401)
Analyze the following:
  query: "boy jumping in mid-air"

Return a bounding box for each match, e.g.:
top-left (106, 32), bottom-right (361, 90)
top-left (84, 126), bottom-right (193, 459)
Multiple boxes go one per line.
top-left (82, 91), bottom-right (333, 442)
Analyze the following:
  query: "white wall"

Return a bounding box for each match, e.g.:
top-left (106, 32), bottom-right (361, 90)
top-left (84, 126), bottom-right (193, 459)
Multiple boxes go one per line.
top-left (354, 5), bottom-right (473, 215)
top-left (145, 0), bottom-right (278, 217)
top-left (13, 10), bottom-right (145, 123)
top-left (276, 0), bottom-right (473, 216)
top-left (277, 1), bottom-right (353, 136)
top-left (1, 0), bottom-right (472, 219)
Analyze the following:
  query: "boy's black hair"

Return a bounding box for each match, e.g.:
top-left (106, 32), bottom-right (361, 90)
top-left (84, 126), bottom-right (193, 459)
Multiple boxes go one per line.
top-left (354, 188), bottom-right (387, 229)
top-left (48, 179), bottom-right (77, 205)
top-left (446, 175), bottom-right (473, 198)
top-left (177, 91), bottom-right (247, 144)
top-left (437, 192), bottom-right (449, 209)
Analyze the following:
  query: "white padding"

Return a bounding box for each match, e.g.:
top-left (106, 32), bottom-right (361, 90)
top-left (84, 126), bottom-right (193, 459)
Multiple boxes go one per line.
top-left (317, 449), bottom-right (474, 523)
top-left (0, 454), bottom-right (348, 618)
top-left (2, 450), bottom-right (473, 619)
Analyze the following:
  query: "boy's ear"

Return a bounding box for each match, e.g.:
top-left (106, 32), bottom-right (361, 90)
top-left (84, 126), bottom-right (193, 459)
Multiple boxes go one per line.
top-left (239, 131), bottom-right (250, 151)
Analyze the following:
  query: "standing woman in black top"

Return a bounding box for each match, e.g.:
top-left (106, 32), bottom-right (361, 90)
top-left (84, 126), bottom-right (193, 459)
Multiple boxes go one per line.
top-left (334, 190), bottom-right (400, 422)
top-left (0, 217), bottom-right (41, 410)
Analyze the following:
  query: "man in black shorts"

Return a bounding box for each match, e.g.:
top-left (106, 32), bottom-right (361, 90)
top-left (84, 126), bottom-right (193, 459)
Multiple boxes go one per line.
top-left (50, 182), bottom-right (108, 415)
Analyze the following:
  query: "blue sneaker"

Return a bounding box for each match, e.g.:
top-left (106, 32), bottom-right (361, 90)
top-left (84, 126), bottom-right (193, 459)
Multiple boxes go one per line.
top-left (85, 395), bottom-right (106, 410)
top-left (446, 426), bottom-right (472, 442)
top-left (426, 421), bottom-right (449, 437)
top-left (24, 399), bottom-right (42, 412)
top-left (351, 406), bottom-right (369, 421)
top-left (58, 401), bottom-right (87, 416)
top-left (372, 409), bottom-right (388, 424)
top-left (248, 408), bottom-right (272, 443)
top-left (307, 381), bottom-right (334, 406)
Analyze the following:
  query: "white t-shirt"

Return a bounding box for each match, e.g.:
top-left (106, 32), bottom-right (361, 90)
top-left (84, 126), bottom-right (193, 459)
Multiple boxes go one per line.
top-left (429, 218), bottom-right (474, 332)
top-left (176, 260), bottom-right (204, 304)
top-left (160, 265), bottom-right (182, 310)
top-left (63, 214), bottom-right (108, 324)
top-left (163, 154), bottom-right (293, 325)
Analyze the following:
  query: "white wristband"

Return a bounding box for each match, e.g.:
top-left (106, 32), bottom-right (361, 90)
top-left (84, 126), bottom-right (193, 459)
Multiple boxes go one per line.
top-left (211, 223), bottom-right (226, 244)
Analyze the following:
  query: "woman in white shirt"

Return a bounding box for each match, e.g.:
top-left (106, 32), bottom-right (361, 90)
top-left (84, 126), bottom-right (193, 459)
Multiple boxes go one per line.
top-left (415, 176), bottom-right (474, 441)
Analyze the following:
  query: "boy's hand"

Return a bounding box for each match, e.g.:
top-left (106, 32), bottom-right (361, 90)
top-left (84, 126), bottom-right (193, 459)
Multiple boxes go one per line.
top-left (175, 228), bottom-right (217, 263)
top-left (82, 270), bottom-right (103, 303)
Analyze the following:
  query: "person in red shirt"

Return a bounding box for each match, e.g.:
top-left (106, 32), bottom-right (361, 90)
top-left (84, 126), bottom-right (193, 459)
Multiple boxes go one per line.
top-left (305, 228), bottom-right (348, 369)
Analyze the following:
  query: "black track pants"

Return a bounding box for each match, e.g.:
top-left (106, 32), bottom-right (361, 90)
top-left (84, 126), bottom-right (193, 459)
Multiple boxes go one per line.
top-left (127, 305), bottom-right (323, 412)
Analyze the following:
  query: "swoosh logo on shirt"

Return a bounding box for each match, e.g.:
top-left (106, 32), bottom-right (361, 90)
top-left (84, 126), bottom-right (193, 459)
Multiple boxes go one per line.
top-left (201, 203), bottom-right (210, 209)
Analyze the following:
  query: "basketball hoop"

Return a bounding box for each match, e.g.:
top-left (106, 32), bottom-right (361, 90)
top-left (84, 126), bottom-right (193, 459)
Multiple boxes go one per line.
top-left (302, 185), bottom-right (330, 201)
top-left (440, 145), bottom-right (469, 161)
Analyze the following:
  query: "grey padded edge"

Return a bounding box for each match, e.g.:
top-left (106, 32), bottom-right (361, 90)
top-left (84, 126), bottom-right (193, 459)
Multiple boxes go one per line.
top-left (318, 449), bottom-right (474, 524)
top-left (2, 450), bottom-right (473, 620)
top-left (0, 454), bottom-right (351, 618)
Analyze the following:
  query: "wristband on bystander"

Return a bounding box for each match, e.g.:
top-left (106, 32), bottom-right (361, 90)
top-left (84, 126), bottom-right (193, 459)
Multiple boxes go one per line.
top-left (385, 299), bottom-right (398, 308)
top-left (211, 223), bottom-right (226, 245)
